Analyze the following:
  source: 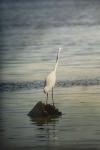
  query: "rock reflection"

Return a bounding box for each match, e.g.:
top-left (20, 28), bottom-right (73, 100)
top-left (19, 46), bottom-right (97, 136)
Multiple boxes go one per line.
top-left (30, 116), bottom-right (60, 144)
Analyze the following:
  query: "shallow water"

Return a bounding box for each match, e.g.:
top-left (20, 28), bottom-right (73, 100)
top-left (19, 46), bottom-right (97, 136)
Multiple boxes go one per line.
top-left (1, 85), bottom-right (100, 149)
top-left (0, 0), bottom-right (100, 149)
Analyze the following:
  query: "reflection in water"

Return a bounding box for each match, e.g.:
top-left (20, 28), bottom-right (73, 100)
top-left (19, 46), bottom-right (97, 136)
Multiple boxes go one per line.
top-left (30, 116), bottom-right (61, 145)
top-left (30, 116), bottom-right (58, 125)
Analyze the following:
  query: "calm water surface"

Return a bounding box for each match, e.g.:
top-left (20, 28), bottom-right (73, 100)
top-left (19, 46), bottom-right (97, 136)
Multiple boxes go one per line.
top-left (0, 0), bottom-right (100, 149)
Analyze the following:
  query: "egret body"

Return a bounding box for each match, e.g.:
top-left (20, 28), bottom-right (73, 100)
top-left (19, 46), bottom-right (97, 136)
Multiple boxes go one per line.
top-left (44, 48), bottom-right (62, 105)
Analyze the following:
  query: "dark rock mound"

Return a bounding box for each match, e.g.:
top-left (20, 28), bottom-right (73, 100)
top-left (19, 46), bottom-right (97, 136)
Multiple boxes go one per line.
top-left (28, 101), bottom-right (62, 118)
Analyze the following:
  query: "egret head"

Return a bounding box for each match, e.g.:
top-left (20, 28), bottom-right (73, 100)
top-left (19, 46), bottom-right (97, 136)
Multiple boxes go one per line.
top-left (43, 86), bottom-right (49, 94)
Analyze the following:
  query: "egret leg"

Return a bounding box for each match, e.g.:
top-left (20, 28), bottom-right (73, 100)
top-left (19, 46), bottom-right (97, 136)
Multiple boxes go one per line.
top-left (46, 93), bottom-right (48, 104)
top-left (52, 88), bottom-right (54, 106)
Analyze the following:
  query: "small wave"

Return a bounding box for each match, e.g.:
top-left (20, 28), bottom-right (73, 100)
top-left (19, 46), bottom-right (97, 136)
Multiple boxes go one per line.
top-left (0, 78), bottom-right (100, 92)
top-left (0, 80), bottom-right (44, 92)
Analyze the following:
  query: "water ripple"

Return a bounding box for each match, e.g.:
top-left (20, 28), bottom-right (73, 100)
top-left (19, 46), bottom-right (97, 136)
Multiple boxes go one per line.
top-left (0, 78), bottom-right (100, 92)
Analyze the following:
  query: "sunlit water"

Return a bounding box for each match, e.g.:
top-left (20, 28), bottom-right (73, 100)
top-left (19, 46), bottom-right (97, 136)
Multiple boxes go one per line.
top-left (0, 0), bottom-right (100, 149)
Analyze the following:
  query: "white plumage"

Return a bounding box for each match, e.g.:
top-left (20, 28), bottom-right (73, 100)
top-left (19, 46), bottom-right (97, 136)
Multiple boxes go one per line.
top-left (44, 47), bottom-right (62, 105)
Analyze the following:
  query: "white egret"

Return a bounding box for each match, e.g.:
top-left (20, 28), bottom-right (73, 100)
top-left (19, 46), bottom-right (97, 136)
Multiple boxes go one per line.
top-left (44, 47), bottom-right (62, 105)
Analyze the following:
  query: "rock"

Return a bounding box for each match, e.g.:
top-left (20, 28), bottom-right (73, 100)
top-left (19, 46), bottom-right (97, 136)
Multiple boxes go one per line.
top-left (28, 101), bottom-right (62, 118)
